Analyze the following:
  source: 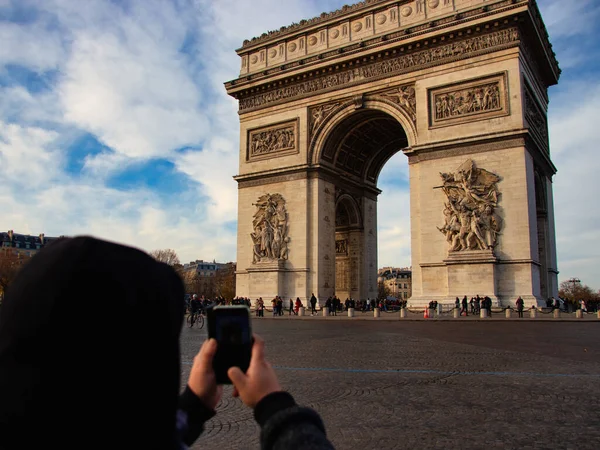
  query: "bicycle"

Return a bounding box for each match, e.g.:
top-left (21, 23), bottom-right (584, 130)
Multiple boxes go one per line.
top-left (187, 310), bottom-right (205, 329)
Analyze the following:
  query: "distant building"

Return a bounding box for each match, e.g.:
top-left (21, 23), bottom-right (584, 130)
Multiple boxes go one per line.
top-left (182, 260), bottom-right (231, 277)
top-left (377, 266), bottom-right (412, 300)
top-left (0, 230), bottom-right (62, 257)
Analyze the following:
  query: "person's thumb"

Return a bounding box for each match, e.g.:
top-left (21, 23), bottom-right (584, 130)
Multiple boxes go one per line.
top-left (228, 366), bottom-right (247, 390)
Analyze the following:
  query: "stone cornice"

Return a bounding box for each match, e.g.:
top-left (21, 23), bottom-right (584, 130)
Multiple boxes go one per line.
top-left (228, 0), bottom-right (527, 86)
top-left (232, 25), bottom-right (521, 113)
top-left (238, 0), bottom-right (393, 51)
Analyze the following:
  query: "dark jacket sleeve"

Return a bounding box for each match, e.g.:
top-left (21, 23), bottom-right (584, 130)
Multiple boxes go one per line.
top-left (178, 385), bottom-right (216, 446)
top-left (255, 392), bottom-right (335, 450)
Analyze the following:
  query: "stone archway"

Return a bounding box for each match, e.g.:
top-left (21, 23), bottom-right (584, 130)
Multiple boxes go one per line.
top-left (227, 0), bottom-right (560, 307)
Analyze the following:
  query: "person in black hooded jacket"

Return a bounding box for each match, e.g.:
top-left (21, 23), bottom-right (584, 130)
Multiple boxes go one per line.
top-left (0, 236), bottom-right (334, 450)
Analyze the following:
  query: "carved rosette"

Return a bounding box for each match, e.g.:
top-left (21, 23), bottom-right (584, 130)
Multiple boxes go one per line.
top-left (247, 120), bottom-right (298, 161)
top-left (250, 193), bottom-right (290, 264)
top-left (437, 160), bottom-right (503, 253)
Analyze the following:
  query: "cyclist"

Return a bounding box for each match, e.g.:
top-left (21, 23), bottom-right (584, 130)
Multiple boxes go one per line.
top-left (190, 294), bottom-right (202, 325)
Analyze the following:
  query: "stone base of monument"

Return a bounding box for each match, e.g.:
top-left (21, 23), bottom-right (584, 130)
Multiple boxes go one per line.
top-left (400, 308), bottom-right (407, 318)
top-left (480, 309), bottom-right (488, 319)
top-left (298, 307), bottom-right (305, 317)
top-left (348, 308), bottom-right (354, 318)
top-left (323, 308), bottom-right (329, 317)
top-left (374, 308), bottom-right (380, 318)
top-left (530, 308), bottom-right (537, 319)
top-left (576, 310), bottom-right (583, 319)
top-left (505, 308), bottom-right (512, 319)
top-left (453, 308), bottom-right (460, 319)
top-left (553, 309), bottom-right (560, 319)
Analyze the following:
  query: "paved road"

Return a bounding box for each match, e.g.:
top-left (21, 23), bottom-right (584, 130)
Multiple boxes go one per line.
top-left (180, 319), bottom-right (600, 449)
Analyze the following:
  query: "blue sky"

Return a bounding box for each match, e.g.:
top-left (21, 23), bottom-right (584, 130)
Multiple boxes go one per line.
top-left (1, 0), bottom-right (599, 289)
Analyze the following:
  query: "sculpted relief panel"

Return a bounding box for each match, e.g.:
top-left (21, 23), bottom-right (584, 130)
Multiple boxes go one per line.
top-left (429, 73), bottom-right (508, 127)
top-left (524, 84), bottom-right (549, 151)
top-left (437, 160), bottom-right (503, 252)
top-left (251, 193), bottom-right (290, 264)
top-left (247, 120), bottom-right (298, 161)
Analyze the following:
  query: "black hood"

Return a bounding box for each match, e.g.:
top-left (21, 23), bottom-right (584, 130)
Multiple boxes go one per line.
top-left (0, 236), bottom-right (184, 449)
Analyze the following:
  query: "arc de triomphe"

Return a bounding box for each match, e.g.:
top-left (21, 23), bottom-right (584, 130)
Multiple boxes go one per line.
top-left (225, 0), bottom-right (560, 307)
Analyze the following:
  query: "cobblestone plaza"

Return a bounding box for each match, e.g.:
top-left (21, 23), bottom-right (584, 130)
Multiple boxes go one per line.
top-left (181, 319), bottom-right (600, 449)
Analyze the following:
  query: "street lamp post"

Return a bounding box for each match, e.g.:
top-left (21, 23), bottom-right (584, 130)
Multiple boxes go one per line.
top-left (567, 277), bottom-right (581, 307)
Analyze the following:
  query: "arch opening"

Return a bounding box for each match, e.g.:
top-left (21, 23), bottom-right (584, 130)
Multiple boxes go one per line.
top-left (320, 108), bottom-right (411, 302)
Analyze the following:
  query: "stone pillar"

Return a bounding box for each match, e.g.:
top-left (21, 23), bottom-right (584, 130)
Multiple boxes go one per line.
top-left (373, 308), bottom-right (380, 318)
top-left (597, 311), bottom-right (600, 320)
top-left (576, 310), bottom-right (583, 319)
top-left (505, 308), bottom-right (512, 319)
top-left (428, 308), bottom-right (435, 319)
top-left (298, 307), bottom-right (305, 317)
top-left (530, 308), bottom-right (537, 319)
top-left (348, 308), bottom-right (355, 318)
top-left (480, 308), bottom-right (488, 319)
top-left (553, 309), bottom-right (560, 319)
top-left (453, 308), bottom-right (460, 319)
top-left (323, 307), bottom-right (329, 317)
top-left (400, 308), bottom-right (407, 318)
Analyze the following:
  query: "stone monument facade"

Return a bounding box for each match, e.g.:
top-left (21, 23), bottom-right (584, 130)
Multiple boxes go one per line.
top-left (225, 0), bottom-right (560, 307)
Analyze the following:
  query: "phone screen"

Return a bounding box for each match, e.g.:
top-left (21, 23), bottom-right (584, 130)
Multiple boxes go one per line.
top-left (207, 306), bottom-right (252, 384)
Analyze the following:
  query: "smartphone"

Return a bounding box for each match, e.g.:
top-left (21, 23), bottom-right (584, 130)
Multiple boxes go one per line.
top-left (207, 305), bottom-right (253, 384)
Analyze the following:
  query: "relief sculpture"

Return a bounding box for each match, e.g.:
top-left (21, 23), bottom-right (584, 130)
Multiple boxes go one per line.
top-left (380, 85), bottom-right (416, 124)
top-left (335, 239), bottom-right (348, 255)
top-left (250, 193), bottom-right (290, 263)
top-left (434, 82), bottom-right (501, 120)
top-left (436, 160), bottom-right (503, 252)
top-left (249, 125), bottom-right (295, 157)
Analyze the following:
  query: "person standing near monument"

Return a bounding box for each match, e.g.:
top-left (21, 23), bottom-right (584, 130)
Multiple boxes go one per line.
top-left (310, 293), bottom-right (317, 315)
top-left (461, 296), bottom-right (468, 316)
top-left (516, 296), bottom-right (524, 318)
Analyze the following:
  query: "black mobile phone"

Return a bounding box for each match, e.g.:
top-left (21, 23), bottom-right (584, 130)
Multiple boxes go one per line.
top-left (207, 305), bottom-right (253, 384)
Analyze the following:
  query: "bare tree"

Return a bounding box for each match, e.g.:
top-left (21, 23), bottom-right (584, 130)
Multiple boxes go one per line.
top-left (559, 279), bottom-right (598, 303)
top-left (215, 263), bottom-right (236, 300)
top-left (149, 249), bottom-right (181, 266)
top-left (377, 280), bottom-right (391, 300)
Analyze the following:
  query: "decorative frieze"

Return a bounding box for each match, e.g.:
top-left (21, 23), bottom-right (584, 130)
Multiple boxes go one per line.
top-left (247, 119), bottom-right (299, 161)
top-left (429, 73), bottom-right (508, 128)
top-left (239, 28), bottom-right (519, 112)
top-left (523, 83), bottom-right (549, 151)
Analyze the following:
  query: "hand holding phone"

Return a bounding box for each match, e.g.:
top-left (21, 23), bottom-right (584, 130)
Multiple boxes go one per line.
top-left (207, 306), bottom-right (253, 384)
top-left (228, 335), bottom-right (282, 408)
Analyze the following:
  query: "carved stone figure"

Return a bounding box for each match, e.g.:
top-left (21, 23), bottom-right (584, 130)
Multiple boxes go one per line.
top-left (380, 85), bottom-right (416, 124)
top-left (250, 126), bottom-right (295, 157)
top-left (434, 82), bottom-right (501, 121)
top-left (335, 239), bottom-right (348, 255)
top-left (251, 193), bottom-right (290, 263)
top-left (436, 160), bottom-right (502, 252)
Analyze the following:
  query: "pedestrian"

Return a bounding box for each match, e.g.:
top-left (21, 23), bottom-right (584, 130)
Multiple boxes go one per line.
top-left (257, 297), bottom-right (264, 317)
top-left (461, 296), bottom-right (468, 316)
top-left (289, 298), bottom-right (294, 315)
top-left (325, 297), bottom-right (332, 315)
top-left (485, 296), bottom-right (492, 317)
top-left (455, 297), bottom-right (460, 309)
top-left (580, 299), bottom-right (587, 313)
top-left (470, 298), bottom-right (475, 315)
top-left (0, 236), bottom-right (335, 449)
top-left (516, 296), bottom-right (524, 318)
top-left (310, 293), bottom-right (317, 315)
top-left (295, 297), bottom-right (302, 315)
